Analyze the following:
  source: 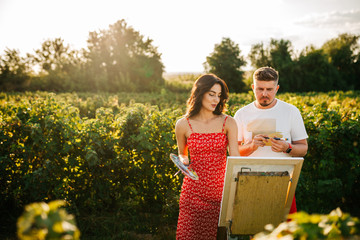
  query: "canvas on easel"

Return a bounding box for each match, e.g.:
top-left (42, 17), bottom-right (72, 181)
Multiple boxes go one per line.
top-left (218, 157), bottom-right (304, 236)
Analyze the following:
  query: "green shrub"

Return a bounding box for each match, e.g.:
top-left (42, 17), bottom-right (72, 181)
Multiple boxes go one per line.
top-left (253, 208), bottom-right (360, 240)
top-left (17, 200), bottom-right (80, 240)
top-left (0, 90), bottom-right (359, 238)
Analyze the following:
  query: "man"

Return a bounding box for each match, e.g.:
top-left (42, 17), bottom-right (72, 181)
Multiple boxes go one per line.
top-left (234, 66), bottom-right (308, 213)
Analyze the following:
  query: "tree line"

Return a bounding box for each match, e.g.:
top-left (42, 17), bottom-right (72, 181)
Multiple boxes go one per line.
top-left (0, 19), bottom-right (359, 93)
top-left (0, 20), bottom-right (164, 93)
top-left (206, 34), bottom-right (360, 93)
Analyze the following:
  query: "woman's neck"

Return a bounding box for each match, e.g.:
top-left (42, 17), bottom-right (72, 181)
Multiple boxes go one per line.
top-left (192, 109), bottom-right (219, 123)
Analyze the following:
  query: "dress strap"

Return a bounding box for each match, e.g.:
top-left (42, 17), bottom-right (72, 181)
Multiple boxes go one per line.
top-left (222, 115), bottom-right (228, 133)
top-left (186, 118), bottom-right (194, 133)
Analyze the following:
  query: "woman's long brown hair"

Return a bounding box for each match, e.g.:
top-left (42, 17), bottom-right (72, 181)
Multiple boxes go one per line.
top-left (186, 74), bottom-right (229, 118)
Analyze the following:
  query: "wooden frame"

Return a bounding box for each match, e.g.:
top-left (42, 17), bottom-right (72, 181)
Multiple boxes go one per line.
top-left (218, 156), bottom-right (304, 235)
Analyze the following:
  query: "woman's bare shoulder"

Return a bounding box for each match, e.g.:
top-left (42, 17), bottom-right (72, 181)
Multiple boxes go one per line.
top-left (224, 115), bottom-right (237, 127)
top-left (175, 116), bottom-right (188, 128)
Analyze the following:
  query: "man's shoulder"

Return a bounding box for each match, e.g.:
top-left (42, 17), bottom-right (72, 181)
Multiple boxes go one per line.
top-left (234, 102), bottom-right (255, 120)
top-left (277, 99), bottom-right (300, 111)
top-left (235, 102), bottom-right (255, 113)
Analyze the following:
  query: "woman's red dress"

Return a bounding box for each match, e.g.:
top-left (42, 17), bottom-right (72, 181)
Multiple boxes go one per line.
top-left (176, 116), bottom-right (228, 240)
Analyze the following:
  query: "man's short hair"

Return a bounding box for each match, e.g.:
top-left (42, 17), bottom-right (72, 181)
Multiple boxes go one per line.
top-left (253, 67), bottom-right (279, 83)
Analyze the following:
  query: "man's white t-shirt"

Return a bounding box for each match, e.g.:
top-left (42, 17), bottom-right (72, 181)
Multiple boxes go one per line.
top-left (234, 99), bottom-right (308, 157)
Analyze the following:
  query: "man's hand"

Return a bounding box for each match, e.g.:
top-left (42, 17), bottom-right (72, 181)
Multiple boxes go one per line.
top-left (270, 138), bottom-right (289, 152)
top-left (251, 134), bottom-right (269, 151)
top-left (240, 134), bottom-right (295, 156)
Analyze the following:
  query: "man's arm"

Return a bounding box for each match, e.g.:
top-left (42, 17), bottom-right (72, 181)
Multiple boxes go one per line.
top-left (270, 138), bottom-right (308, 157)
top-left (238, 141), bottom-right (253, 156)
top-left (238, 134), bottom-right (269, 156)
top-left (288, 139), bottom-right (308, 157)
top-left (240, 137), bottom-right (308, 157)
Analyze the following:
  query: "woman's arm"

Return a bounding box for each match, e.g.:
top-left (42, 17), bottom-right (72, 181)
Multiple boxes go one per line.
top-left (175, 118), bottom-right (189, 164)
top-left (225, 117), bottom-right (240, 156)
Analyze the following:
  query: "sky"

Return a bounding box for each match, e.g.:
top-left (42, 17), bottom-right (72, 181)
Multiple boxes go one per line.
top-left (0, 0), bottom-right (360, 73)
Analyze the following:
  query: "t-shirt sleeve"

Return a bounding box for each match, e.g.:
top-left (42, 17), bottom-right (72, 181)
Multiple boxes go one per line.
top-left (234, 110), bottom-right (244, 142)
top-left (290, 107), bottom-right (309, 141)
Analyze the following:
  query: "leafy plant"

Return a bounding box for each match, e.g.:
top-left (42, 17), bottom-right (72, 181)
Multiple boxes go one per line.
top-left (0, 90), bottom-right (359, 239)
top-left (17, 200), bottom-right (80, 240)
top-left (253, 208), bottom-right (360, 240)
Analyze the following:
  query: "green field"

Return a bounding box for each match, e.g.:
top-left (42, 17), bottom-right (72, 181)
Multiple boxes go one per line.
top-left (1, 90), bottom-right (359, 239)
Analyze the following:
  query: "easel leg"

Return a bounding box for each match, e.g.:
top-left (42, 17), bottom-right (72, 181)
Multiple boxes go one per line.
top-left (217, 226), bottom-right (227, 240)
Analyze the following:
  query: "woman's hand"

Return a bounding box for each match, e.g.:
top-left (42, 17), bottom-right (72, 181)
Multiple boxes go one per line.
top-left (179, 154), bottom-right (190, 166)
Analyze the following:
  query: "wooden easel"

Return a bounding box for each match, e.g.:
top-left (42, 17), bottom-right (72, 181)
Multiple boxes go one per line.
top-left (218, 157), bottom-right (304, 238)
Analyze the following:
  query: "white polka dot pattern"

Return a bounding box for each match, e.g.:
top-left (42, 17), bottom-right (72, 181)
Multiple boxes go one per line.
top-left (176, 124), bottom-right (228, 240)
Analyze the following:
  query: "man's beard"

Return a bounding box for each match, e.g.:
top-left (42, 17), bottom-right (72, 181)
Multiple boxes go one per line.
top-left (259, 98), bottom-right (275, 107)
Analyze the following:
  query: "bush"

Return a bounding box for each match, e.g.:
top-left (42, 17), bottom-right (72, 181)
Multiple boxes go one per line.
top-left (17, 200), bottom-right (80, 240)
top-left (253, 208), bottom-right (360, 240)
top-left (0, 90), bottom-right (359, 238)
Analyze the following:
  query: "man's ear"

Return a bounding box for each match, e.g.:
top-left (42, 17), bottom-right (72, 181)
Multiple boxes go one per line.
top-left (251, 84), bottom-right (255, 90)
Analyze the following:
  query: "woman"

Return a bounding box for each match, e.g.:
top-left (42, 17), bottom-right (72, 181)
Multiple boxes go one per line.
top-left (175, 74), bottom-right (240, 240)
